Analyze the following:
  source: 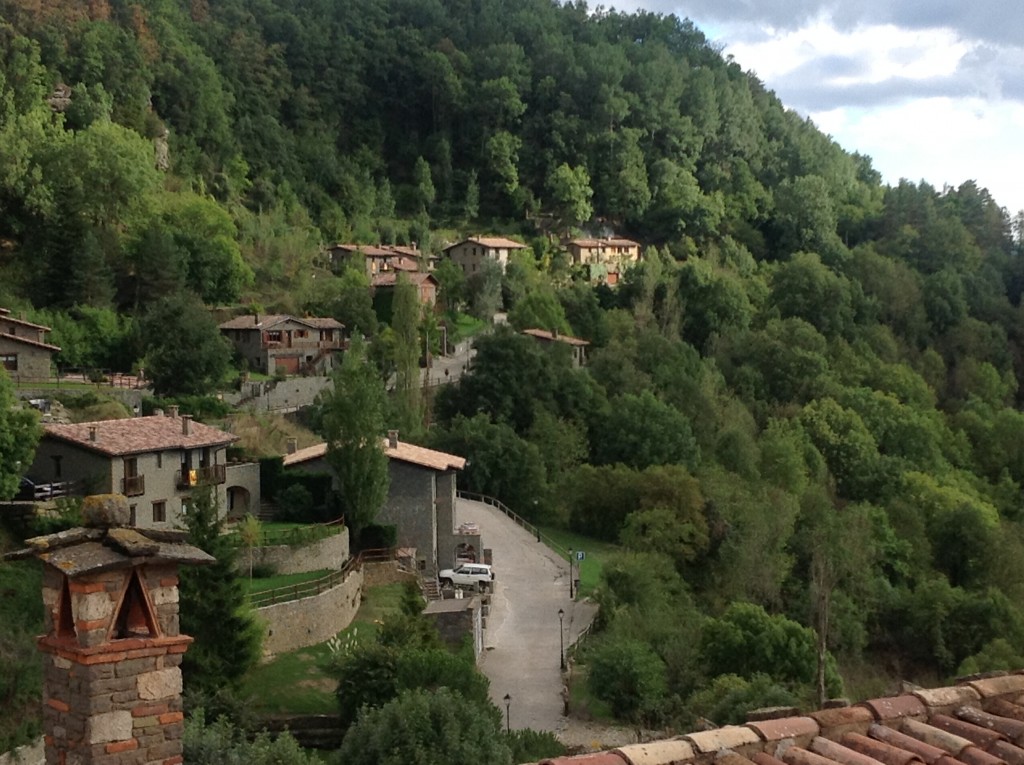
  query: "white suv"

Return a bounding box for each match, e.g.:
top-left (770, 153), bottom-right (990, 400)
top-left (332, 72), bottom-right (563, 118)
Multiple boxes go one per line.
top-left (438, 563), bottom-right (495, 592)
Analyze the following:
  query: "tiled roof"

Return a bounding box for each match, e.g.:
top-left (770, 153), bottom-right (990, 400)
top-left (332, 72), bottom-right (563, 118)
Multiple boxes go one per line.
top-left (531, 674), bottom-right (1024, 765)
top-left (521, 328), bottom-right (590, 347)
top-left (384, 438), bottom-right (465, 471)
top-left (386, 245), bottom-right (422, 258)
top-left (568, 237), bottom-right (641, 248)
top-left (330, 243), bottom-right (396, 257)
top-left (371, 272), bottom-right (438, 288)
top-left (0, 308), bottom-right (52, 331)
top-left (444, 236), bottom-right (528, 251)
top-left (43, 415), bottom-right (237, 457)
top-left (0, 332), bottom-right (61, 352)
top-left (390, 256), bottom-right (421, 271)
top-left (283, 438), bottom-right (465, 472)
top-left (218, 314), bottom-right (343, 330)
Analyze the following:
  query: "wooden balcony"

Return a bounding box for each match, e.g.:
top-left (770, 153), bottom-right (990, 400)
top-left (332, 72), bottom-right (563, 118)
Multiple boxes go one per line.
top-left (176, 464), bottom-right (227, 489)
top-left (122, 474), bottom-right (145, 497)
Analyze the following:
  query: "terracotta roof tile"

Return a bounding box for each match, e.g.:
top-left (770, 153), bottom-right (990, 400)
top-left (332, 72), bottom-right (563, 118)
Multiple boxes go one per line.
top-left (747, 717), bottom-right (820, 747)
top-left (539, 754), bottom-right (628, 765)
top-left (614, 740), bottom-right (695, 765)
top-left (986, 701), bottom-right (1024, 724)
top-left (987, 742), bottom-right (1024, 765)
top-left (809, 707), bottom-right (874, 738)
top-left (0, 309), bottom-right (51, 331)
top-left (43, 415), bottom-right (236, 457)
top-left (685, 727), bottom-right (761, 754)
top-left (218, 314), bottom-right (342, 331)
top-left (901, 719), bottom-right (973, 756)
top-left (840, 732), bottom-right (925, 765)
top-left (913, 688), bottom-right (983, 716)
top-left (956, 745), bottom-right (1007, 765)
top-left (282, 439), bottom-right (465, 472)
top-left (752, 753), bottom-right (790, 765)
top-left (871, 724), bottom-right (951, 764)
top-left (952, 709), bottom-right (1024, 745)
top-left (966, 678), bottom-right (1024, 701)
top-left (783, 745), bottom-right (838, 765)
top-left (810, 736), bottom-right (886, 765)
top-left (444, 236), bottom-right (527, 252)
top-left (860, 698), bottom-right (929, 724)
top-left (929, 715), bottom-right (1006, 749)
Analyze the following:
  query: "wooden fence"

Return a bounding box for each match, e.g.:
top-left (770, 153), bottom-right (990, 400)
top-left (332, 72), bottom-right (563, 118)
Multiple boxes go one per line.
top-left (248, 546), bottom-right (395, 608)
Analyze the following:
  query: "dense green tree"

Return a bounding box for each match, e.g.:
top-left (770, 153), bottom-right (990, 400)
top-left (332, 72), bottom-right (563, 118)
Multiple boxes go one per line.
top-left (321, 338), bottom-right (390, 536)
top-left (141, 294), bottom-right (231, 397)
top-left (391, 273), bottom-right (423, 435)
top-left (334, 688), bottom-right (512, 765)
top-left (179, 486), bottom-right (262, 701)
top-left (0, 370), bottom-right (40, 499)
top-left (592, 390), bottom-right (699, 470)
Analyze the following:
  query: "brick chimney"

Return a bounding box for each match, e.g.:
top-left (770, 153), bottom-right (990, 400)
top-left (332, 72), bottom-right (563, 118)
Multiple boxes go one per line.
top-left (181, 415), bottom-right (192, 436)
top-left (8, 494), bottom-right (214, 765)
top-left (166, 405), bottom-right (179, 419)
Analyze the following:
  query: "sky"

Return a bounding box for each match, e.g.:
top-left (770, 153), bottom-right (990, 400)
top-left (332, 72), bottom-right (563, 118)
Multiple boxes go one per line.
top-left (610, 0), bottom-right (1024, 215)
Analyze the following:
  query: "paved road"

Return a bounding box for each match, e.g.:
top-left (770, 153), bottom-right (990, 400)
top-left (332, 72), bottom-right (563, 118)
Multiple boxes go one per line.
top-left (455, 498), bottom-right (597, 732)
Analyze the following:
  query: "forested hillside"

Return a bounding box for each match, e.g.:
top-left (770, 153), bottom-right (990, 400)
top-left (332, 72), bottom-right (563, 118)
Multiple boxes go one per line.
top-left (3, 0), bottom-right (1024, 732)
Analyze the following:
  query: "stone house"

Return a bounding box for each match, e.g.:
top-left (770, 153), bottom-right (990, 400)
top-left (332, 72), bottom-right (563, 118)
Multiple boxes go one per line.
top-left (327, 243), bottom-right (425, 278)
top-left (0, 307), bottom-right (61, 381)
top-left (282, 432), bottom-right (470, 575)
top-left (218, 313), bottom-right (344, 376)
top-left (371, 271), bottom-right (439, 310)
top-left (521, 327), bottom-right (590, 368)
top-left (24, 408), bottom-right (260, 527)
top-left (565, 236), bottom-right (641, 266)
top-left (442, 236), bottom-right (528, 276)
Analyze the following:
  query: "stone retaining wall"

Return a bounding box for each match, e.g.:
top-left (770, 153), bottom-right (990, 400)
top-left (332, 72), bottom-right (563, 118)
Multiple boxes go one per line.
top-left (256, 567), bottom-right (363, 659)
top-left (246, 528), bottom-right (350, 575)
top-left (0, 738), bottom-right (44, 765)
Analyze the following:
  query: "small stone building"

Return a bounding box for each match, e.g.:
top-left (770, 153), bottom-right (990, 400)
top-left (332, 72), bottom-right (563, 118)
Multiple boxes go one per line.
top-left (3, 494), bottom-right (212, 765)
top-left (424, 596), bottom-right (484, 658)
top-left (0, 307), bottom-right (61, 381)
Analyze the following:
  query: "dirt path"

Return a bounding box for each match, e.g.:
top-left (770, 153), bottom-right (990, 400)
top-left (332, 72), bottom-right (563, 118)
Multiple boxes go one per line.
top-left (455, 498), bottom-right (598, 733)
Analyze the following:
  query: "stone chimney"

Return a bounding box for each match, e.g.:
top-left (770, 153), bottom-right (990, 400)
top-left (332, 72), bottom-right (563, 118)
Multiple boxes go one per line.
top-left (166, 405), bottom-right (179, 419)
top-left (89, 426), bottom-right (98, 442)
top-left (387, 430), bottom-right (399, 448)
top-left (181, 415), bottom-right (192, 436)
top-left (6, 494), bottom-right (214, 765)
top-left (286, 437), bottom-right (298, 455)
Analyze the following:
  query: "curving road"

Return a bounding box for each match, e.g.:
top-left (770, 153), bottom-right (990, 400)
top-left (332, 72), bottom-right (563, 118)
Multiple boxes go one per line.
top-left (455, 497), bottom-right (597, 732)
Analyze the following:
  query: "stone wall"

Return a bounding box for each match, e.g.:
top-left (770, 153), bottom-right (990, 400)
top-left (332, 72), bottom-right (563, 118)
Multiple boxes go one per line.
top-left (222, 376), bottom-right (332, 413)
top-left (0, 738), bottom-right (44, 765)
top-left (245, 528), bottom-right (350, 575)
top-left (377, 461), bottom-right (436, 572)
top-left (256, 567), bottom-right (364, 659)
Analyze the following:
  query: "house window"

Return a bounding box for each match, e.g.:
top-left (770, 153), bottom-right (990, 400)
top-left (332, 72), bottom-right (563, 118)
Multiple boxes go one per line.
top-left (294, 329), bottom-right (307, 338)
top-left (124, 457), bottom-right (138, 478)
top-left (130, 505), bottom-right (137, 525)
top-left (51, 455), bottom-right (62, 479)
top-left (0, 354), bottom-right (16, 371)
top-left (156, 452), bottom-right (162, 469)
top-left (152, 501), bottom-right (166, 523)
top-left (266, 331), bottom-right (282, 342)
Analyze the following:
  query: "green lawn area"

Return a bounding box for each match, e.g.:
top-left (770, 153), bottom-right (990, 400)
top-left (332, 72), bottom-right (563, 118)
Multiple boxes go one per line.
top-left (241, 569), bottom-right (333, 598)
top-left (449, 312), bottom-right (487, 342)
top-left (537, 526), bottom-right (620, 598)
top-left (239, 582), bottom-right (408, 714)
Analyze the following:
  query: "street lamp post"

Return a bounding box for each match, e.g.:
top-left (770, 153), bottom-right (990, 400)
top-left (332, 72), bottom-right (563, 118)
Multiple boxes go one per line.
top-left (503, 693), bottom-right (511, 734)
top-left (558, 608), bottom-right (566, 671)
top-left (568, 548), bottom-right (574, 599)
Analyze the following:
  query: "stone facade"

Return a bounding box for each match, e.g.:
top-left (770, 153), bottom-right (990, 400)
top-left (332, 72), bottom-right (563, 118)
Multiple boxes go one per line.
top-left (379, 460), bottom-right (438, 572)
top-left (256, 567), bottom-right (364, 658)
top-left (245, 528), bottom-right (350, 576)
top-left (424, 596), bottom-right (484, 658)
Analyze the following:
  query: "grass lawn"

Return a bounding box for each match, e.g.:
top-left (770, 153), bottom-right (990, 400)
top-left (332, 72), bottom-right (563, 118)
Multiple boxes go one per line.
top-left (241, 569), bottom-right (334, 598)
top-left (450, 313), bottom-right (487, 342)
top-left (239, 582), bottom-right (409, 714)
top-left (537, 527), bottom-right (620, 598)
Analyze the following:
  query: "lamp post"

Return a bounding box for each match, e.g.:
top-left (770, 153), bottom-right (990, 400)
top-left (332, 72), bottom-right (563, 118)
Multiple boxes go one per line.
top-left (558, 608), bottom-right (566, 671)
top-left (568, 548), bottom-right (574, 599)
top-left (503, 693), bottom-right (511, 734)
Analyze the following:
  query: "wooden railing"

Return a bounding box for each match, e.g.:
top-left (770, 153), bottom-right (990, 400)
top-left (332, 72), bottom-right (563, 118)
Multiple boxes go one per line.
top-left (175, 464), bottom-right (226, 488)
top-left (121, 475), bottom-right (145, 496)
top-left (455, 490), bottom-right (570, 560)
top-left (248, 546), bottom-right (394, 608)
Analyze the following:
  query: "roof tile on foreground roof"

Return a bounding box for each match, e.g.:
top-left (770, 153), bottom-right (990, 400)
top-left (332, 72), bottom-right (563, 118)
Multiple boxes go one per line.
top-left (531, 673), bottom-right (1024, 765)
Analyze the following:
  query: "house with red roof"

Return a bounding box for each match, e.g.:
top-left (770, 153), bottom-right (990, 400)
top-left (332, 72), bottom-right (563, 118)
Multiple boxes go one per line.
top-left (0, 307), bottom-right (61, 381)
top-left (521, 327), bottom-right (590, 367)
top-left (24, 408), bottom-right (260, 527)
top-left (218, 313), bottom-right (344, 376)
top-left (371, 271), bottom-right (439, 310)
top-left (442, 236), bottom-right (528, 275)
top-left (282, 431), bottom-right (472, 576)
